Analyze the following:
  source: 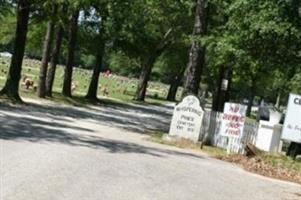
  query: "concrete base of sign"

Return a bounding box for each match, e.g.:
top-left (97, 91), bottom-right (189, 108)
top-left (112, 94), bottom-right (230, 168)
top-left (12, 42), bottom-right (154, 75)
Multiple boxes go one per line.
top-left (255, 121), bottom-right (282, 153)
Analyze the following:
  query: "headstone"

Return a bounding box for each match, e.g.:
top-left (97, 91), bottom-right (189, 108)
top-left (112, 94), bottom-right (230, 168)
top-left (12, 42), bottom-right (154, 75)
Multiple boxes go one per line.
top-left (257, 106), bottom-right (270, 121)
top-left (169, 95), bottom-right (204, 142)
top-left (0, 52), bottom-right (12, 58)
top-left (221, 79), bottom-right (229, 91)
top-left (220, 103), bottom-right (247, 138)
top-left (296, 155), bottom-right (301, 162)
top-left (282, 93), bottom-right (301, 143)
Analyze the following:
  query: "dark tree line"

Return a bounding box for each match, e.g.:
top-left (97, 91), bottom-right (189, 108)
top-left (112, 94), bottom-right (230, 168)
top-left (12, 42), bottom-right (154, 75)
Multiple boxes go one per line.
top-left (0, 0), bottom-right (199, 102)
top-left (0, 0), bottom-right (300, 111)
top-left (0, 0), bottom-right (301, 157)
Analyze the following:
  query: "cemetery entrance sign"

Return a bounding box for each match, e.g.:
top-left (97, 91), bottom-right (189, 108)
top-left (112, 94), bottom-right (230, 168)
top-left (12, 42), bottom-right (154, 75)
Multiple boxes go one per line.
top-left (282, 93), bottom-right (301, 143)
top-left (169, 95), bottom-right (204, 142)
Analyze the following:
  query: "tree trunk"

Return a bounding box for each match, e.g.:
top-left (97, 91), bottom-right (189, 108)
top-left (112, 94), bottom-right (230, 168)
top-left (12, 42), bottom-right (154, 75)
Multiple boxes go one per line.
top-left (167, 67), bottom-right (185, 101)
top-left (37, 4), bottom-right (57, 98)
top-left (167, 81), bottom-right (180, 102)
top-left (134, 56), bottom-right (156, 101)
top-left (0, 0), bottom-right (30, 101)
top-left (86, 44), bottom-right (105, 100)
top-left (182, 0), bottom-right (207, 97)
top-left (62, 10), bottom-right (79, 97)
top-left (246, 95), bottom-right (254, 117)
top-left (134, 29), bottom-right (173, 101)
top-left (45, 25), bottom-right (64, 97)
top-left (246, 79), bottom-right (256, 117)
top-left (275, 92), bottom-right (281, 109)
top-left (212, 66), bottom-right (232, 112)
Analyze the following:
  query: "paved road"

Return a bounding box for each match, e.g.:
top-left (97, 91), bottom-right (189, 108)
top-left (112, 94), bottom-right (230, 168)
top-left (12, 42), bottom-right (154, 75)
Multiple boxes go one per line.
top-left (0, 100), bottom-right (300, 200)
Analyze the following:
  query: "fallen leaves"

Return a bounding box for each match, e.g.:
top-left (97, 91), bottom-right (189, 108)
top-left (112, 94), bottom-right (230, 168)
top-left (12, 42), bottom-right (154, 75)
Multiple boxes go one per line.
top-left (217, 155), bottom-right (301, 185)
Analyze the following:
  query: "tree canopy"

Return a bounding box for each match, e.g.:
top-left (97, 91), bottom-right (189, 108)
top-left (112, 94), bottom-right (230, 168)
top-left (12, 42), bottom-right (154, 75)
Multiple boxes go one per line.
top-left (0, 0), bottom-right (300, 105)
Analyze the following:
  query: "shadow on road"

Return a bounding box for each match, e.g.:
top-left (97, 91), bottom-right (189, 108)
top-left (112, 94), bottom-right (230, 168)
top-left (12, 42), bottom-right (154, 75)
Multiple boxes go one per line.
top-left (0, 100), bottom-right (173, 134)
top-left (0, 108), bottom-right (202, 160)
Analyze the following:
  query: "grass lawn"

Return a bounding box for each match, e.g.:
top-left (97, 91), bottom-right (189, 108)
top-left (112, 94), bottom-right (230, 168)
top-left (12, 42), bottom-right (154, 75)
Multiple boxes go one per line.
top-left (0, 57), bottom-right (182, 105)
top-left (260, 153), bottom-right (301, 172)
top-left (148, 132), bottom-right (228, 157)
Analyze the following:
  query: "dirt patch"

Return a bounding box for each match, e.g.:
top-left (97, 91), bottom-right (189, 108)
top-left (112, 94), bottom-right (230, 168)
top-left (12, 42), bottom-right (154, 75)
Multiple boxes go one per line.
top-left (216, 155), bottom-right (301, 185)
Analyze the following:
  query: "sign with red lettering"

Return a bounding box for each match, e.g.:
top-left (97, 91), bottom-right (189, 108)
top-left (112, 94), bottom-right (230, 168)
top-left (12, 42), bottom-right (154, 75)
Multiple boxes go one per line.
top-left (220, 103), bottom-right (247, 138)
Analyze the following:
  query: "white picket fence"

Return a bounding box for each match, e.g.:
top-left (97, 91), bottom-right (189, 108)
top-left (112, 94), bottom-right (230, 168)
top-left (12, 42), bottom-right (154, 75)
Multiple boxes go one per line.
top-left (200, 111), bottom-right (259, 154)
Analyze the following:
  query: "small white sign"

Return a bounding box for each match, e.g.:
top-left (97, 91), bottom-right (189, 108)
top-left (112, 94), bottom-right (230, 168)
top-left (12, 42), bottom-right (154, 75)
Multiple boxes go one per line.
top-left (220, 103), bottom-right (247, 138)
top-left (282, 93), bottom-right (301, 143)
top-left (221, 79), bottom-right (229, 91)
top-left (169, 95), bottom-right (204, 142)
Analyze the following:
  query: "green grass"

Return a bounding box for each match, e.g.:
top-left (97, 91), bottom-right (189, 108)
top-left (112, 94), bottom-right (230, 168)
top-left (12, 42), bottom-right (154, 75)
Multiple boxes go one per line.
top-left (201, 146), bottom-right (228, 157)
top-left (0, 57), bottom-right (181, 105)
top-left (148, 132), bottom-right (228, 157)
top-left (259, 153), bottom-right (301, 173)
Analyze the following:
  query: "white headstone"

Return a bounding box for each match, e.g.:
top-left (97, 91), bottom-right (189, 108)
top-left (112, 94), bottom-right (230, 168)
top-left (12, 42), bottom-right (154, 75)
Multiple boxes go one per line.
top-left (221, 79), bottom-right (229, 91)
top-left (220, 103), bottom-right (247, 138)
top-left (0, 52), bottom-right (12, 58)
top-left (282, 93), bottom-right (301, 143)
top-left (169, 95), bottom-right (204, 142)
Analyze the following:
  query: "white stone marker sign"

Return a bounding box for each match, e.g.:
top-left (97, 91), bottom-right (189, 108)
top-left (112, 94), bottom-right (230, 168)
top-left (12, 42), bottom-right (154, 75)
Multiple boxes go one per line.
top-left (220, 103), bottom-right (247, 138)
top-left (169, 95), bottom-right (204, 142)
top-left (282, 93), bottom-right (301, 143)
